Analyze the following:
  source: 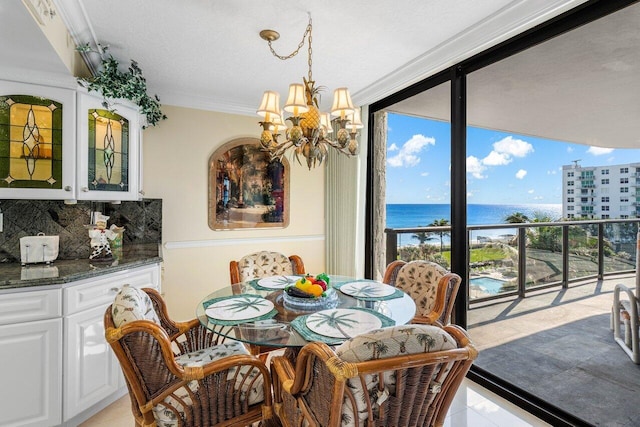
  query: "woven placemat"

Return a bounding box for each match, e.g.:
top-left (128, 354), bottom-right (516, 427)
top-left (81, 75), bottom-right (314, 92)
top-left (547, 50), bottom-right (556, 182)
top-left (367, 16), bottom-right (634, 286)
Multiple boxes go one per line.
top-left (333, 280), bottom-right (405, 302)
top-left (291, 307), bottom-right (395, 345)
top-left (203, 294), bottom-right (278, 325)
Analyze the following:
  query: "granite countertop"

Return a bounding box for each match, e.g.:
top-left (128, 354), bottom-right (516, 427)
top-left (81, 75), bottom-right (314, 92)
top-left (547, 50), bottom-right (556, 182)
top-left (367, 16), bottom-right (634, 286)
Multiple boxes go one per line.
top-left (0, 243), bottom-right (162, 290)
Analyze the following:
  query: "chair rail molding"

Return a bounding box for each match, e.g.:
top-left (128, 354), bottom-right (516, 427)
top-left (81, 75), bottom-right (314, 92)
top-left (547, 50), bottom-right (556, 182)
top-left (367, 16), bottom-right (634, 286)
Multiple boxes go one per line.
top-left (163, 234), bottom-right (324, 250)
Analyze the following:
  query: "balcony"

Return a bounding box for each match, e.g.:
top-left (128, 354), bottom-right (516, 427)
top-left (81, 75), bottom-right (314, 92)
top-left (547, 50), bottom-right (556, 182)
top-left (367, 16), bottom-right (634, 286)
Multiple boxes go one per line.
top-left (385, 219), bottom-right (640, 426)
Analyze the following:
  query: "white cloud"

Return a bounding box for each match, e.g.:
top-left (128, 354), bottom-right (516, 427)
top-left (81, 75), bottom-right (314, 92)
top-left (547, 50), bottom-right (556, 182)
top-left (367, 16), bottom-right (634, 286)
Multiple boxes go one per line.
top-left (483, 151), bottom-right (511, 166)
top-left (388, 143), bottom-right (399, 151)
top-left (567, 147), bottom-right (574, 153)
top-left (420, 172), bottom-right (429, 177)
top-left (467, 156), bottom-right (486, 179)
top-left (481, 136), bottom-right (533, 167)
top-left (547, 170), bottom-right (557, 175)
top-left (587, 146), bottom-right (614, 155)
top-left (516, 169), bottom-right (527, 179)
top-left (533, 195), bottom-right (544, 200)
top-left (528, 189), bottom-right (534, 194)
top-left (493, 136), bottom-right (534, 158)
top-left (467, 191), bottom-right (474, 198)
top-left (387, 134), bottom-right (435, 167)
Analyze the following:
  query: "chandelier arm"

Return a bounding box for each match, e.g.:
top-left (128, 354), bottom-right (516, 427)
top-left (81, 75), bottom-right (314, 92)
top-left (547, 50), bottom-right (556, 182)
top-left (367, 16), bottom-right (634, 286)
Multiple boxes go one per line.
top-left (322, 138), bottom-right (352, 156)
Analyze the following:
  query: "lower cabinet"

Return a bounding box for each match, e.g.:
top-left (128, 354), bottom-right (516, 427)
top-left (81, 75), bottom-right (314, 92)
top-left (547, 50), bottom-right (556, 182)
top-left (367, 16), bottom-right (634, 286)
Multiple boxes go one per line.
top-left (0, 262), bottom-right (161, 427)
top-left (62, 263), bottom-right (161, 425)
top-left (0, 318), bottom-right (62, 427)
top-left (64, 304), bottom-right (121, 420)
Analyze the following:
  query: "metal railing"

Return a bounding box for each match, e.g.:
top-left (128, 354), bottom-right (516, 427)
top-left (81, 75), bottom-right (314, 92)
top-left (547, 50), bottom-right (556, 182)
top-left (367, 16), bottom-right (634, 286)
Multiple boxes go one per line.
top-left (385, 218), bottom-right (640, 304)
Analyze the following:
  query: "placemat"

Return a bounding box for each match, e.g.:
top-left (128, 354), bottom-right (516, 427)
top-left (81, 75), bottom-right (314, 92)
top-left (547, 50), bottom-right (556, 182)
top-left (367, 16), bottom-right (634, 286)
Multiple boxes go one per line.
top-left (291, 307), bottom-right (395, 345)
top-left (333, 280), bottom-right (405, 301)
top-left (203, 294), bottom-right (278, 325)
top-left (247, 275), bottom-right (301, 291)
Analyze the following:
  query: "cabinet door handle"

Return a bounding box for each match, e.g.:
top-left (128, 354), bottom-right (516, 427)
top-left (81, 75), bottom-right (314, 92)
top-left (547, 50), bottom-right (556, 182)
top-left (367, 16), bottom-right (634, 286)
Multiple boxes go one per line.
top-left (82, 187), bottom-right (89, 192)
top-left (64, 186), bottom-right (73, 192)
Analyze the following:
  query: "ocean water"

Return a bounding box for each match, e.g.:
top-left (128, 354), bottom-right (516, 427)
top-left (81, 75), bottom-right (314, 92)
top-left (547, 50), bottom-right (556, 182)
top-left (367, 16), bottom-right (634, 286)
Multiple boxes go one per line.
top-left (387, 203), bottom-right (563, 245)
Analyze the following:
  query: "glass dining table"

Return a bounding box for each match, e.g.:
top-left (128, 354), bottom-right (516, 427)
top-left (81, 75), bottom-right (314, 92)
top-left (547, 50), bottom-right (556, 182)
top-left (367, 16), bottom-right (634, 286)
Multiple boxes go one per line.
top-left (195, 275), bottom-right (416, 349)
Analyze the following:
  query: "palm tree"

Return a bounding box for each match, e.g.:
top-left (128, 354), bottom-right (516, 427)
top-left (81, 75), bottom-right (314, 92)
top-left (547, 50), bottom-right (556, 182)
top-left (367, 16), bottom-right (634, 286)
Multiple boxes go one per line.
top-left (504, 212), bottom-right (530, 223)
top-left (428, 218), bottom-right (450, 253)
top-left (364, 339), bottom-right (389, 359)
top-left (412, 226), bottom-right (431, 245)
top-left (416, 333), bottom-right (437, 352)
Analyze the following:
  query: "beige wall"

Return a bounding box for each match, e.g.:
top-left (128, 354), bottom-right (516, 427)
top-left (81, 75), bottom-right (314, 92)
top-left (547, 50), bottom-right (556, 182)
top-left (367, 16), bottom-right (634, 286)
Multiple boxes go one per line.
top-left (142, 105), bottom-right (326, 320)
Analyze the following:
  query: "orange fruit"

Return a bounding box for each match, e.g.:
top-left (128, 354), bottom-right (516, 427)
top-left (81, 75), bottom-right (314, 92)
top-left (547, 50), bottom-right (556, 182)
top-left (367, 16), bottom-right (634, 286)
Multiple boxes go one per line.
top-left (308, 284), bottom-right (324, 297)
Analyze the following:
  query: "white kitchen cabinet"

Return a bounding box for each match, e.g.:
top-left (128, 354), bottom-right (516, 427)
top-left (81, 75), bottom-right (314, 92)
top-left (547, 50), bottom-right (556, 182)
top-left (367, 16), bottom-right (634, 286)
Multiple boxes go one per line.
top-left (64, 303), bottom-right (121, 420)
top-left (75, 91), bottom-right (142, 201)
top-left (0, 288), bottom-right (62, 427)
top-left (0, 80), bottom-right (76, 200)
top-left (0, 262), bottom-right (161, 426)
top-left (63, 263), bottom-right (161, 423)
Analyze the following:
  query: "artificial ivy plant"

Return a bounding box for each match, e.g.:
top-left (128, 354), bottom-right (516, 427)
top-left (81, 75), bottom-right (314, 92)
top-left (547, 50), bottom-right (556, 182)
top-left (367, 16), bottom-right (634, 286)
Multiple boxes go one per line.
top-left (77, 43), bottom-right (167, 128)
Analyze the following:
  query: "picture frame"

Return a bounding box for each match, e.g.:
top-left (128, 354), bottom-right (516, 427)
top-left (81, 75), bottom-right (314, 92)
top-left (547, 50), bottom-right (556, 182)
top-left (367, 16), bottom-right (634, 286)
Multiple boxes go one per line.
top-left (208, 137), bottom-right (289, 230)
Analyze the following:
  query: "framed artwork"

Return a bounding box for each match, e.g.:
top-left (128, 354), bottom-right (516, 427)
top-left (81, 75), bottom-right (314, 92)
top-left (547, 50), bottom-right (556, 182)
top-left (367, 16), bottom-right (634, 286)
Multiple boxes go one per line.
top-left (209, 138), bottom-right (289, 230)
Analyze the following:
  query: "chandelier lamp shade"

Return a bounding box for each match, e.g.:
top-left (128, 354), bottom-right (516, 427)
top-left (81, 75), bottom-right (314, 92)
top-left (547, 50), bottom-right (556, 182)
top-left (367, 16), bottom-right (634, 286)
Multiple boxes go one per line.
top-left (257, 15), bottom-right (361, 169)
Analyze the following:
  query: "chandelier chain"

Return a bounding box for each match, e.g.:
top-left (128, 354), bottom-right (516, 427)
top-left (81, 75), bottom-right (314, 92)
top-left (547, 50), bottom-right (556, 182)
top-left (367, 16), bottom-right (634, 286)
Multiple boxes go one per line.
top-left (266, 16), bottom-right (314, 81)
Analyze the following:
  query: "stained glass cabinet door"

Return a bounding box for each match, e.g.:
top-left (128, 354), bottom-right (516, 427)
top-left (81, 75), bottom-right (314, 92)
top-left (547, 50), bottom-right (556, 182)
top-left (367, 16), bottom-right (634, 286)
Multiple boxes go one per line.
top-left (76, 91), bottom-right (141, 201)
top-left (0, 81), bottom-right (76, 199)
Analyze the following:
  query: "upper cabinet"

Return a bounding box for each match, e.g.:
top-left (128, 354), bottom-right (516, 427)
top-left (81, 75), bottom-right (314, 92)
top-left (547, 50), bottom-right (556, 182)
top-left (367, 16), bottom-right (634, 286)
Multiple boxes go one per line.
top-left (76, 91), bottom-right (141, 201)
top-left (0, 80), bottom-right (76, 200)
top-left (0, 80), bottom-right (143, 201)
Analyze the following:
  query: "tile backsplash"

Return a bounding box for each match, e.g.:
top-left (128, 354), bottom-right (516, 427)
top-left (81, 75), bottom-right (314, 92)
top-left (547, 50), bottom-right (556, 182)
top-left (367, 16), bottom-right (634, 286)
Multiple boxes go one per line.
top-left (0, 199), bottom-right (161, 263)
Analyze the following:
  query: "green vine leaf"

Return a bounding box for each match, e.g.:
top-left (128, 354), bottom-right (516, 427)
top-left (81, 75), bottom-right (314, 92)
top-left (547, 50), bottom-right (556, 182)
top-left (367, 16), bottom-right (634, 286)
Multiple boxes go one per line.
top-left (76, 43), bottom-right (167, 128)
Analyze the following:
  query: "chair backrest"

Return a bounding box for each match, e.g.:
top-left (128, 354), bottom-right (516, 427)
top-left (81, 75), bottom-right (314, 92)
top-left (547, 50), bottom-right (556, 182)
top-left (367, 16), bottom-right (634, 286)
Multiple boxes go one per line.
top-left (105, 286), bottom-right (272, 426)
top-left (282, 324), bottom-right (477, 427)
top-left (105, 287), bottom-right (185, 426)
top-left (385, 260), bottom-right (461, 325)
top-left (229, 251), bottom-right (305, 284)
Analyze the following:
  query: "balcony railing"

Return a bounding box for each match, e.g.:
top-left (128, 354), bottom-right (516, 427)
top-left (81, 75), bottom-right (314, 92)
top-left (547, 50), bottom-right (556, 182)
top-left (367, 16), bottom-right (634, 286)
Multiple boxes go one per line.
top-left (385, 218), bottom-right (640, 304)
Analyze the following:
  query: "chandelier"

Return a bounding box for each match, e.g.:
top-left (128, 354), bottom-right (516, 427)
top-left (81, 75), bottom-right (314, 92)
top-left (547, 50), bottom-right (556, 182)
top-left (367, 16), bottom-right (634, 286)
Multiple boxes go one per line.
top-left (257, 15), bottom-right (362, 169)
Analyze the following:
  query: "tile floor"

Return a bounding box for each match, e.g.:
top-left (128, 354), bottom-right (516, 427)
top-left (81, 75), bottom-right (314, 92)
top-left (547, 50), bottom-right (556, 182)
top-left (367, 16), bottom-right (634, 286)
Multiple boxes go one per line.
top-left (80, 378), bottom-right (551, 426)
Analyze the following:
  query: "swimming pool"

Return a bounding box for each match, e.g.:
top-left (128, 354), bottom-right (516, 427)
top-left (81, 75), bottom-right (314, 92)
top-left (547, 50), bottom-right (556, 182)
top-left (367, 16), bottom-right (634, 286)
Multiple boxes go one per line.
top-left (470, 277), bottom-right (509, 295)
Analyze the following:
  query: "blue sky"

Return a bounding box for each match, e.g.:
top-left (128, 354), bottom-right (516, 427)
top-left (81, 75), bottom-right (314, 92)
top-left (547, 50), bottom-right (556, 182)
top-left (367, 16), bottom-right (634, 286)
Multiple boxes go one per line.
top-left (386, 113), bottom-right (640, 205)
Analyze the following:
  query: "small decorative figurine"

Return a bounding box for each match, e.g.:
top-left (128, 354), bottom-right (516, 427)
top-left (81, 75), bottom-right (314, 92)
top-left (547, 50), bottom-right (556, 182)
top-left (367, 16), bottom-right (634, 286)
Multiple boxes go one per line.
top-left (88, 214), bottom-right (117, 262)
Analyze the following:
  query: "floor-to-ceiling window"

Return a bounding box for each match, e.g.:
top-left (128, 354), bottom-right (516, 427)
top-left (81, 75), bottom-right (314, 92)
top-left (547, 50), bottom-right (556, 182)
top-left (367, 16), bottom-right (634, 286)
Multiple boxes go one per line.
top-left (366, 1), bottom-right (640, 425)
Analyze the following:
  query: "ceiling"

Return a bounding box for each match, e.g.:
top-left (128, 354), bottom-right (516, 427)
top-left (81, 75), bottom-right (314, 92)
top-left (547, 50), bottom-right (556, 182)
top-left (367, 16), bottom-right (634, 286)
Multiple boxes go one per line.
top-left (4, 1), bottom-right (636, 149)
top-left (2, 0), bottom-right (589, 116)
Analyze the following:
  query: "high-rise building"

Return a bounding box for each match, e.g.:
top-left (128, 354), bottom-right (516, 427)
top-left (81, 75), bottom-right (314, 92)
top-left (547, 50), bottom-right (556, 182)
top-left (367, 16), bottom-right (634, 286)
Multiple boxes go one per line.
top-left (562, 162), bottom-right (640, 219)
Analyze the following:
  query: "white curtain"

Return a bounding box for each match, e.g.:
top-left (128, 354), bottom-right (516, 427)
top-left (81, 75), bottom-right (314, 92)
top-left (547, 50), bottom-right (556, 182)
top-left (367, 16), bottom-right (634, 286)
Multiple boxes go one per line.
top-left (325, 106), bottom-right (369, 277)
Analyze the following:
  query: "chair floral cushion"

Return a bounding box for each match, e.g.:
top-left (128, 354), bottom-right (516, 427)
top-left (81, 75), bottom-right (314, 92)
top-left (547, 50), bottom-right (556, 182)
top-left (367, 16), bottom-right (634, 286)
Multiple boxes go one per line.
top-left (395, 261), bottom-right (448, 317)
top-left (154, 341), bottom-right (265, 426)
top-left (238, 251), bottom-right (293, 282)
top-left (334, 325), bottom-right (456, 427)
top-left (111, 285), bottom-right (160, 327)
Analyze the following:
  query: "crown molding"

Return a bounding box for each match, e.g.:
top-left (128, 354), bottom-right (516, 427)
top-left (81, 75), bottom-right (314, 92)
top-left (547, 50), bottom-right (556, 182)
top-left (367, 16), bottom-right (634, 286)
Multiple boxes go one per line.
top-left (158, 90), bottom-right (257, 116)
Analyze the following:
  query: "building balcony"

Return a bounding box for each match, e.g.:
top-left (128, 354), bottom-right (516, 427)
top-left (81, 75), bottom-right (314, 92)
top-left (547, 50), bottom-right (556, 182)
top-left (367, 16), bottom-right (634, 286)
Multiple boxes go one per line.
top-left (385, 218), bottom-right (640, 426)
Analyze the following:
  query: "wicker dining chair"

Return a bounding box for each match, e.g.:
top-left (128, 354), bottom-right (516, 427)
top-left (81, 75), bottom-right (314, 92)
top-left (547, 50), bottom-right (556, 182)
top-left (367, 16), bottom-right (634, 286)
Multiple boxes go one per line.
top-left (104, 285), bottom-right (277, 427)
top-left (229, 251), bottom-right (305, 285)
top-left (383, 260), bottom-right (462, 326)
top-left (229, 251), bottom-right (305, 360)
top-left (271, 324), bottom-right (477, 427)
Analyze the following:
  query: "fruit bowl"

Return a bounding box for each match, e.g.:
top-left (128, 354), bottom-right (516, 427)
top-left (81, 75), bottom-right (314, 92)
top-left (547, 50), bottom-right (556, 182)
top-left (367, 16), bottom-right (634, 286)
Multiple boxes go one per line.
top-left (282, 273), bottom-right (338, 311)
top-left (283, 287), bottom-right (339, 311)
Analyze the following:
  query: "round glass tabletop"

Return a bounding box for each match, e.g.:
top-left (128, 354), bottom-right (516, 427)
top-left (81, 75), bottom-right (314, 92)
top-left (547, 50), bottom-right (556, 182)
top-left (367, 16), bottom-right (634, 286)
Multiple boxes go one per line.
top-left (195, 275), bottom-right (416, 348)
